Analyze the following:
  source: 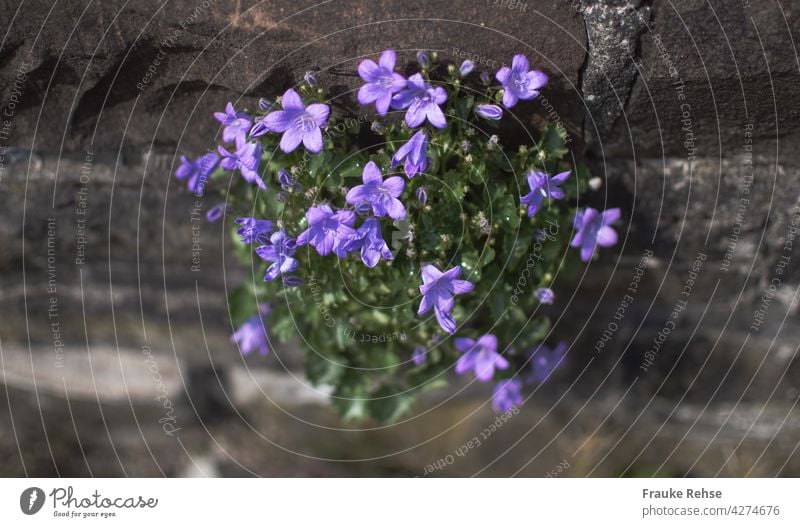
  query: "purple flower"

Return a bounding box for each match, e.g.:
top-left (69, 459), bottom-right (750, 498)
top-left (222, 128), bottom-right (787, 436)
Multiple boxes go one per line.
top-left (345, 217), bottom-right (394, 268)
top-left (256, 88), bottom-right (330, 154)
top-left (345, 161), bottom-right (406, 220)
top-left (534, 288), bottom-right (555, 305)
top-left (391, 74), bottom-right (448, 129)
top-left (234, 217), bottom-right (274, 244)
top-left (520, 169), bottom-right (570, 217)
top-left (357, 50), bottom-right (406, 116)
top-left (412, 346), bottom-right (426, 365)
top-left (304, 70), bottom-right (318, 87)
top-left (214, 102), bottom-right (253, 144)
top-left (459, 60), bottom-right (475, 77)
top-left (418, 264), bottom-right (474, 334)
top-left (495, 54), bottom-right (548, 108)
top-left (231, 307), bottom-right (271, 356)
top-left (454, 334), bottom-right (509, 381)
top-left (206, 203), bottom-right (227, 222)
top-left (391, 130), bottom-right (428, 178)
top-left (175, 152), bottom-right (220, 196)
top-left (256, 229), bottom-right (299, 281)
top-left (571, 207), bottom-right (621, 262)
top-left (475, 104), bottom-right (503, 120)
top-left (218, 140), bottom-right (266, 189)
top-left (296, 204), bottom-right (356, 257)
top-left (492, 378), bottom-right (523, 412)
top-left (527, 341), bottom-right (567, 384)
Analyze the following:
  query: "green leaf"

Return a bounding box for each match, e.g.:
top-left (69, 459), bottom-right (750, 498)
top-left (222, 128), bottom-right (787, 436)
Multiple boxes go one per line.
top-left (367, 384), bottom-right (414, 423)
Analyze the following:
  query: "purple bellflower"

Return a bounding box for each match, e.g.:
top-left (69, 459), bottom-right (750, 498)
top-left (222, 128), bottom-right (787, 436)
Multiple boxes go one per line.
top-left (418, 264), bottom-right (474, 334)
top-left (391, 130), bottom-right (428, 178)
top-left (527, 341), bottom-right (568, 384)
top-left (256, 229), bottom-right (299, 282)
top-left (231, 306), bottom-right (271, 356)
top-left (454, 334), bottom-right (509, 381)
top-left (357, 50), bottom-right (406, 116)
top-left (495, 54), bottom-right (548, 108)
top-left (520, 169), bottom-right (570, 218)
top-left (534, 287), bottom-right (555, 305)
top-left (176, 151), bottom-right (220, 196)
top-left (218, 140), bottom-right (266, 189)
top-left (345, 217), bottom-right (394, 268)
top-left (345, 161), bottom-right (406, 220)
top-left (296, 204), bottom-right (356, 257)
top-left (257, 88), bottom-right (330, 154)
top-left (492, 378), bottom-right (523, 412)
top-left (214, 102), bottom-right (253, 144)
top-left (391, 74), bottom-right (448, 129)
top-left (571, 207), bottom-right (621, 262)
top-left (235, 217), bottom-right (274, 244)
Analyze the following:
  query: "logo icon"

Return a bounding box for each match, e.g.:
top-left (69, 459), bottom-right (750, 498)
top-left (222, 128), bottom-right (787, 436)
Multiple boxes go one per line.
top-left (20, 487), bottom-right (45, 515)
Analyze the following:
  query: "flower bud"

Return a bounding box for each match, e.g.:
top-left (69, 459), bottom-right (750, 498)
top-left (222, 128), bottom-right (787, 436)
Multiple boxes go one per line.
top-left (416, 51), bottom-right (430, 68)
top-left (416, 187), bottom-right (428, 206)
top-left (480, 71), bottom-right (491, 85)
top-left (278, 168), bottom-right (296, 189)
top-left (476, 104), bottom-right (503, 120)
top-left (459, 60), bottom-right (475, 77)
top-left (283, 275), bottom-right (304, 287)
top-left (370, 120), bottom-right (385, 134)
top-left (206, 203), bottom-right (227, 222)
top-left (258, 97), bottom-right (273, 111)
top-left (304, 70), bottom-right (318, 87)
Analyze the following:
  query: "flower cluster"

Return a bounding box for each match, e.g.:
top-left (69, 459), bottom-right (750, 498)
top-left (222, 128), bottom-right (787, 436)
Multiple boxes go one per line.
top-left (175, 50), bottom-right (619, 422)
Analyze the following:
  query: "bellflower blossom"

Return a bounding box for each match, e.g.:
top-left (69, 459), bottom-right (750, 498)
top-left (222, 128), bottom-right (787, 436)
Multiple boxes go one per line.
top-left (391, 74), bottom-right (448, 129)
top-left (256, 229), bottom-right (299, 281)
top-left (492, 378), bottom-right (523, 412)
top-left (534, 288), bottom-right (555, 305)
top-left (412, 346), bottom-right (426, 365)
top-left (454, 334), bottom-right (509, 381)
top-left (234, 217), bottom-right (274, 244)
top-left (391, 130), bottom-right (428, 178)
top-left (175, 151), bottom-right (220, 196)
top-left (357, 50), bottom-right (406, 116)
top-left (345, 161), bottom-right (406, 220)
top-left (527, 341), bottom-right (568, 384)
top-left (214, 102), bottom-right (253, 144)
top-left (345, 217), bottom-right (394, 268)
top-left (218, 140), bottom-right (265, 189)
top-left (495, 54), bottom-right (548, 108)
top-left (231, 306), bottom-right (271, 356)
top-left (418, 264), bottom-right (474, 334)
top-left (571, 207), bottom-right (621, 262)
top-left (520, 169), bottom-right (570, 217)
top-left (256, 88), bottom-right (330, 154)
top-left (296, 204), bottom-right (356, 257)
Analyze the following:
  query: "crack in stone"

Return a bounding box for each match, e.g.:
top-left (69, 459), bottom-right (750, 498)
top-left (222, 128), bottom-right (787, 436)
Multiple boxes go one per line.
top-left (578, 0), bottom-right (651, 146)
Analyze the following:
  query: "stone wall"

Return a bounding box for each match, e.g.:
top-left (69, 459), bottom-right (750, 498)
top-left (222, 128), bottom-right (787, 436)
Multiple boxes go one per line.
top-left (1, 0), bottom-right (799, 476)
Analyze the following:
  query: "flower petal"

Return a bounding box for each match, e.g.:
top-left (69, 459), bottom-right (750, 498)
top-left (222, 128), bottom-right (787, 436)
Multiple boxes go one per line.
top-left (302, 127), bottom-right (323, 153)
top-left (281, 88), bottom-right (305, 111)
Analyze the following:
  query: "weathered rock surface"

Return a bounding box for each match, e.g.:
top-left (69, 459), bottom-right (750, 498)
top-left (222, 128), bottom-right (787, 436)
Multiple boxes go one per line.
top-left (2, 0), bottom-right (800, 476)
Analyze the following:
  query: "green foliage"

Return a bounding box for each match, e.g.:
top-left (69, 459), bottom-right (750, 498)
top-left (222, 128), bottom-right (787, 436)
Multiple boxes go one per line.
top-left (218, 57), bottom-right (590, 423)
